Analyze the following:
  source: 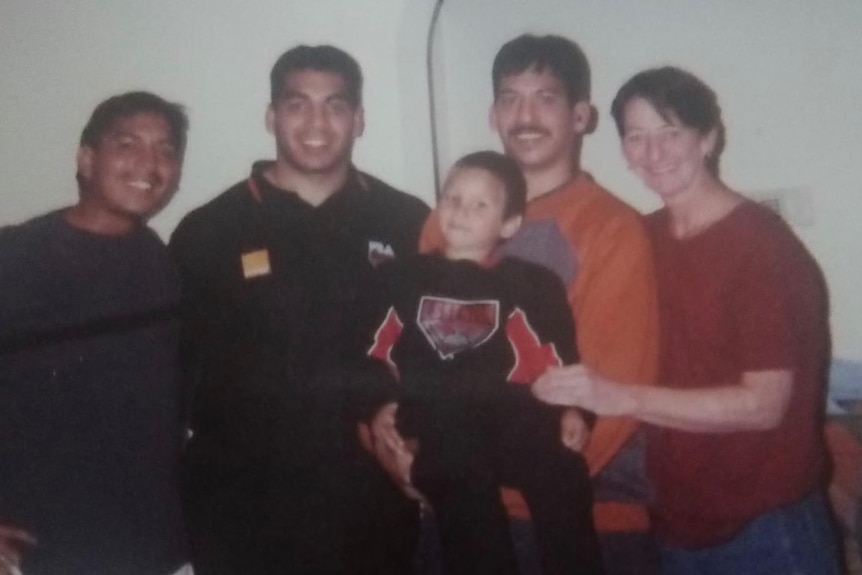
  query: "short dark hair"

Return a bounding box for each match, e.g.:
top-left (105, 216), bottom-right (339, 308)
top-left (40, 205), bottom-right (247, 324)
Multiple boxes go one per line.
top-left (450, 150), bottom-right (527, 220)
top-left (270, 44), bottom-right (363, 106)
top-left (79, 91), bottom-right (188, 155)
top-left (492, 34), bottom-right (591, 104)
top-left (611, 66), bottom-right (725, 174)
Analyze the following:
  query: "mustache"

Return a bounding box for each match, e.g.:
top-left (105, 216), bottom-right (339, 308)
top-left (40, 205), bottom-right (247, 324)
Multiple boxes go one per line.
top-left (508, 125), bottom-right (551, 138)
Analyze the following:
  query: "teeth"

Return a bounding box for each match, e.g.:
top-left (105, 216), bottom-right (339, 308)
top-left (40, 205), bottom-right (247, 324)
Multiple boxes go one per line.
top-left (128, 181), bottom-right (152, 191)
top-left (303, 139), bottom-right (327, 148)
top-left (515, 133), bottom-right (544, 141)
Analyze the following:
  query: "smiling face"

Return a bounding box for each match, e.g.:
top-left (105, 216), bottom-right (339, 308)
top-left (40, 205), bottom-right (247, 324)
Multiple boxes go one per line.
top-left (490, 67), bottom-right (591, 179)
top-left (267, 69), bottom-right (364, 177)
top-left (76, 112), bottom-right (182, 230)
top-left (438, 166), bottom-right (522, 262)
top-left (620, 97), bottom-right (716, 206)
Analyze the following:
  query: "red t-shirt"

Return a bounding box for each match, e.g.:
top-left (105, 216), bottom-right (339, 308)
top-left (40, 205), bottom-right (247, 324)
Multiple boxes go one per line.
top-left (646, 201), bottom-right (830, 547)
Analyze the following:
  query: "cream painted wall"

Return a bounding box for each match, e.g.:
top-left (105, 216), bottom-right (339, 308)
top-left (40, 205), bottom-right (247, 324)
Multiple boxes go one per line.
top-left (0, 0), bottom-right (438, 234)
top-left (429, 0), bottom-right (862, 360)
top-left (2, 0), bottom-right (861, 359)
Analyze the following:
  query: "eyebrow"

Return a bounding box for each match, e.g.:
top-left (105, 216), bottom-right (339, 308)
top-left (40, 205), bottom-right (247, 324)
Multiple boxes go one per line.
top-left (279, 90), bottom-right (308, 101)
top-left (280, 90), bottom-right (351, 102)
top-left (105, 130), bottom-right (177, 149)
top-left (105, 129), bottom-right (142, 141)
top-left (498, 85), bottom-right (564, 96)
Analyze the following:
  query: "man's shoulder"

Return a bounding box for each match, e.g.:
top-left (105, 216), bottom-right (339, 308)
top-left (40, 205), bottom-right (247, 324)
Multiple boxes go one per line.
top-left (182, 179), bottom-right (251, 222)
top-left (170, 178), bottom-right (252, 244)
top-left (356, 170), bottom-right (429, 215)
top-left (497, 255), bottom-right (567, 292)
top-left (539, 173), bottom-right (649, 245)
top-left (568, 174), bottom-right (644, 224)
top-left (0, 211), bottom-right (64, 254)
top-left (352, 170), bottom-right (429, 257)
top-left (134, 224), bottom-right (170, 251)
top-left (1, 210), bottom-right (60, 233)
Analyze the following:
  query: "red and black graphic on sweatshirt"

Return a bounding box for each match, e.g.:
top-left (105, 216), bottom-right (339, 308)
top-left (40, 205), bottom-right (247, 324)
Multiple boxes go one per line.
top-left (369, 297), bottom-right (563, 384)
top-left (416, 296), bottom-right (499, 360)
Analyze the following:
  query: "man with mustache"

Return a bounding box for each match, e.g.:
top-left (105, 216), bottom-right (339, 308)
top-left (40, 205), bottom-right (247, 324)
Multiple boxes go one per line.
top-left (422, 34), bottom-right (660, 575)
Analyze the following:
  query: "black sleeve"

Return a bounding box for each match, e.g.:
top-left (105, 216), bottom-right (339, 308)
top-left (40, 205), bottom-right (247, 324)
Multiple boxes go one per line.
top-left (506, 261), bottom-right (596, 428)
top-left (167, 213), bottom-right (213, 433)
top-left (508, 261), bottom-right (579, 365)
top-left (354, 258), bottom-right (398, 357)
top-left (344, 260), bottom-right (407, 424)
top-left (341, 358), bottom-right (401, 425)
top-left (168, 205), bottom-right (251, 440)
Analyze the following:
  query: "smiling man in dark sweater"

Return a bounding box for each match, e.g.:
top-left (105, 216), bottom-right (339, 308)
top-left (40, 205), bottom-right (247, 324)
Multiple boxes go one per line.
top-left (0, 91), bottom-right (189, 575)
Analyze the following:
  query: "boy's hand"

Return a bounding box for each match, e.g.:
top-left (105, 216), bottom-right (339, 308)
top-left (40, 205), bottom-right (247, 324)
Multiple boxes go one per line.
top-left (560, 408), bottom-right (590, 452)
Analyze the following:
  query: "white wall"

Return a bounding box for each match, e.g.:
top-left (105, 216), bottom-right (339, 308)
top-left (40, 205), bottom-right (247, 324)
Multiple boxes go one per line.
top-left (2, 0), bottom-right (861, 360)
top-left (430, 0), bottom-right (862, 361)
top-left (0, 0), bottom-right (438, 232)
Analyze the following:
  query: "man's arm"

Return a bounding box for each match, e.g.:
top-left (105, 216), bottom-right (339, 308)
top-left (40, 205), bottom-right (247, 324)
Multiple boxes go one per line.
top-left (350, 276), bottom-right (422, 497)
top-left (573, 215), bottom-right (658, 474)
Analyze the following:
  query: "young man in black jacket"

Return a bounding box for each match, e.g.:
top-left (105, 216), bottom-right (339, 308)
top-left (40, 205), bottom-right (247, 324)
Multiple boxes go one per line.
top-left (170, 45), bottom-right (428, 575)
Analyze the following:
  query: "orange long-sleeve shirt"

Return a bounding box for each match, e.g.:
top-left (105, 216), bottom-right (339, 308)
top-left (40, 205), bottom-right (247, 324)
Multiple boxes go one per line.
top-left (420, 172), bottom-right (659, 532)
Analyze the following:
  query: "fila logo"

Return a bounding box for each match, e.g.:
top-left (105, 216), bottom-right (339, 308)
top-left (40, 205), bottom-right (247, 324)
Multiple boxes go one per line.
top-left (368, 240), bottom-right (396, 267)
top-left (417, 296), bottom-right (499, 360)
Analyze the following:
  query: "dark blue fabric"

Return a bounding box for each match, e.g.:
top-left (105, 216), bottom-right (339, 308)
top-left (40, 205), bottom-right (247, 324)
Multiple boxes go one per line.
top-left (660, 490), bottom-right (841, 575)
top-left (0, 212), bottom-right (187, 575)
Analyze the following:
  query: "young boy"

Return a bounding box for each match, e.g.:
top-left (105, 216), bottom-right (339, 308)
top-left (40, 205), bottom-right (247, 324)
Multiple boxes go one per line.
top-left (362, 151), bottom-right (603, 575)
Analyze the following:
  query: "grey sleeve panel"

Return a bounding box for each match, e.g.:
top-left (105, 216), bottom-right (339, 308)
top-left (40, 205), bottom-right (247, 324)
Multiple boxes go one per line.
top-left (498, 219), bottom-right (578, 286)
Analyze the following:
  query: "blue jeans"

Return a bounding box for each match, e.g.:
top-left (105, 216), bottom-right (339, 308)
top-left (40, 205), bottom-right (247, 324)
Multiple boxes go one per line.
top-left (660, 490), bottom-right (842, 575)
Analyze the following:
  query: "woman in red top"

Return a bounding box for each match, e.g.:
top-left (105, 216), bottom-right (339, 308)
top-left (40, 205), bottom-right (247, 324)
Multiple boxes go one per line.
top-left (533, 66), bottom-right (841, 574)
